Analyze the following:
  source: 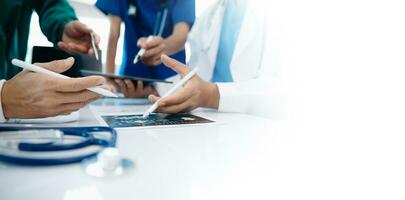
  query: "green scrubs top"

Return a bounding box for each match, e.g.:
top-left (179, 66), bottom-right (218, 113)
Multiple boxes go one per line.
top-left (0, 0), bottom-right (77, 79)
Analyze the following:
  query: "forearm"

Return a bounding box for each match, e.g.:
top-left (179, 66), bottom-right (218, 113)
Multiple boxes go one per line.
top-left (0, 80), bottom-right (7, 122)
top-left (106, 36), bottom-right (118, 73)
top-left (164, 22), bottom-right (190, 55)
top-left (203, 82), bottom-right (220, 109)
top-left (106, 16), bottom-right (121, 73)
top-left (33, 0), bottom-right (77, 44)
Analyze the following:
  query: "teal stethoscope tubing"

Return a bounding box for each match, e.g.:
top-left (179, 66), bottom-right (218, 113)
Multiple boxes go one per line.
top-left (0, 127), bottom-right (117, 166)
top-left (153, 8), bottom-right (169, 36)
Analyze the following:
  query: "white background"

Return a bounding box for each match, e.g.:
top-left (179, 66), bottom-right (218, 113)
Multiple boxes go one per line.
top-left (23, 0), bottom-right (405, 198)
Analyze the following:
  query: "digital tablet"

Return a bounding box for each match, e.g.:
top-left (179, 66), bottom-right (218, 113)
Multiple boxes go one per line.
top-left (102, 113), bottom-right (214, 128)
top-left (80, 70), bottom-right (173, 84)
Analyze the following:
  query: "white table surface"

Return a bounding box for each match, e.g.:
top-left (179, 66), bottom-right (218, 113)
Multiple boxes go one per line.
top-left (1, 99), bottom-right (404, 200)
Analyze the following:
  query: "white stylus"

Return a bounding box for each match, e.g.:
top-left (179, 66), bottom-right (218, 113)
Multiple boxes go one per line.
top-left (90, 32), bottom-right (99, 61)
top-left (142, 67), bottom-right (199, 119)
top-left (11, 59), bottom-right (118, 98)
top-left (133, 35), bottom-right (154, 64)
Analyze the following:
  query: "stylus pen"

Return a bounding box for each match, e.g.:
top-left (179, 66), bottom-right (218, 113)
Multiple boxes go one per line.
top-left (90, 32), bottom-right (99, 61)
top-left (142, 67), bottom-right (199, 119)
top-left (11, 59), bottom-right (118, 98)
top-left (133, 35), bottom-right (154, 64)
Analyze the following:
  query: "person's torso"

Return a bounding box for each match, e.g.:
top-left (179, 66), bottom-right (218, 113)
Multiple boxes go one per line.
top-left (188, 0), bottom-right (265, 83)
top-left (120, 0), bottom-right (183, 79)
top-left (0, 0), bottom-right (35, 79)
top-left (212, 0), bottom-right (247, 83)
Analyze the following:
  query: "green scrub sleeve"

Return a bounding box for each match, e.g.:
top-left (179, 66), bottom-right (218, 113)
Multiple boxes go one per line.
top-left (33, 0), bottom-right (78, 44)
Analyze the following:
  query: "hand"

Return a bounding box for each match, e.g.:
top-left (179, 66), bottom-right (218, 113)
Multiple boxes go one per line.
top-left (148, 55), bottom-right (220, 114)
top-left (114, 79), bottom-right (158, 98)
top-left (58, 20), bottom-right (100, 55)
top-left (1, 58), bottom-right (106, 119)
top-left (138, 36), bottom-right (166, 66)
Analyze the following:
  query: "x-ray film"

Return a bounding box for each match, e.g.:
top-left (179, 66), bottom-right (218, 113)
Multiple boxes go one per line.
top-left (102, 113), bottom-right (214, 128)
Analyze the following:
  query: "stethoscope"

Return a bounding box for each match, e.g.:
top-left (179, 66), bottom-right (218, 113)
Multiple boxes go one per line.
top-left (153, 1), bottom-right (169, 37)
top-left (0, 127), bottom-right (117, 166)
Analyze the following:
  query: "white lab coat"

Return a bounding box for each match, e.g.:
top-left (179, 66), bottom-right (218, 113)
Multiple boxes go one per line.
top-left (157, 0), bottom-right (283, 119)
top-left (189, 0), bottom-right (283, 118)
top-left (188, 0), bottom-right (265, 83)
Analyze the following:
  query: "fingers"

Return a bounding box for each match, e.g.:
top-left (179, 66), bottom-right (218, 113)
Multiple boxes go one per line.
top-left (115, 79), bottom-right (140, 97)
top-left (149, 95), bottom-right (161, 104)
top-left (115, 79), bottom-right (127, 94)
top-left (34, 57), bottom-right (75, 73)
top-left (101, 81), bottom-right (116, 93)
top-left (144, 86), bottom-right (158, 96)
top-left (69, 42), bottom-right (89, 52)
top-left (161, 55), bottom-right (191, 77)
top-left (143, 37), bottom-right (164, 49)
top-left (58, 96), bottom-right (98, 115)
top-left (156, 95), bottom-right (196, 114)
top-left (148, 87), bottom-right (197, 114)
top-left (125, 79), bottom-right (136, 93)
top-left (58, 42), bottom-right (89, 53)
top-left (135, 80), bottom-right (143, 95)
top-left (137, 37), bottom-right (147, 47)
top-left (160, 87), bottom-right (195, 106)
top-left (56, 90), bottom-right (101, 104)
top-left (61, 20), bottom-right (98, 55)
top-left (142, 54), bottom-right (163, 66)
top-left (54, 76), bottom-right (106, 92)
top-left (139, 37), bottom-right (163, 49)
top-left (57, 42), bottom-right (69, 52)
top-left (43, 94), bottom-right (99, 117)
top-left (72, 20), bottom-right (93, 35)
top-left (142, 44), bottom-right (164, 59)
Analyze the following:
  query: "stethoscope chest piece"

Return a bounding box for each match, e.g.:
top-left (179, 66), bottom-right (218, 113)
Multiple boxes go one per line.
top-left (82, 147), bottom-right (134, 178)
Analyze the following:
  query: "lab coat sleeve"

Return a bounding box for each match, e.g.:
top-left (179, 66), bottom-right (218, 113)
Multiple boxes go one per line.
top-left (33, 0), bottom-right (78, 45)
top-left (217, 16), bottom-right (286, 119)
top-left (216, 65), bottom-right (285, 119)
top-left (0, 80), bottom-right (7, 122)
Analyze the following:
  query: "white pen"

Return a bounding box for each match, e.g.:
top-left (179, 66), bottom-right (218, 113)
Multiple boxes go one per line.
top-left (90, 32), bottom-right (99, 61)
top-left (142, 67), bottom-right (199, 118)
top-left (11, 59), bottom-right (118, 98)
top-left (133, 35), bottom-right (154, 64)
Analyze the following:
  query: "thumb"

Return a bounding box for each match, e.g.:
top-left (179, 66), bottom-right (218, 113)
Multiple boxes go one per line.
top-left (161, 55), bottom-right (191, 77)
top-left (93, 32), bottom-right (101, 46)
top-left (34, 57), bottom-right (75, 73)
top-left (137, 37), bottom-right (147, 48)
top-left (73, 21), bottom-right (92, 35)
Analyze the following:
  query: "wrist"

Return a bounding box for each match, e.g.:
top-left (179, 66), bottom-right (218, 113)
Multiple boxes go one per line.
top-left (203, 82), bottom-right (220, 109)
top-left (106, 65), bottom-right (115, 74)
top-left (162, 38), bottom-right (179, 55)
top-left (0, 80), bottom-right (10, 120)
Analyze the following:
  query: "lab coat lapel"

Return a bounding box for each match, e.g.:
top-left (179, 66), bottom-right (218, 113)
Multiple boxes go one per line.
top-left (230, 0), bottom-right (266, 81)
top-left (188, 0), bottom-right (226, 81)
